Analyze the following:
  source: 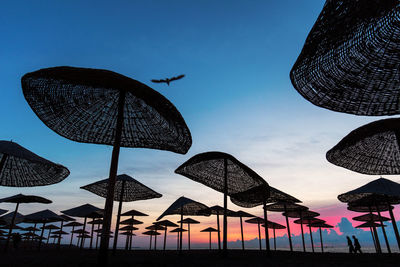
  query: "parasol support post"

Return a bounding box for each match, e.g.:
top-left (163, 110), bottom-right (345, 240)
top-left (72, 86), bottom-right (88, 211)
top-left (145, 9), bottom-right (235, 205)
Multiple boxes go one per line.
top-left (240, 216), bottom-right (244, 250)
top-left (179, 207), bottom-right (183, 252)
top-left (38, 222), bottom-right (46, 251)
top-left (188, 223), bottom-right (191, 250)
top-left (319, 227), bottom-right (324, 253)
top-left (376, 205), bottom-right (391, 253)
top-left (263, 200), bottom-right (270, 252)
top-left (81, 217), bottom-right (87, 249)
top-left (308, 224), bottom-right (314, 253)
top-left (5, 202), bottom-right (19, 252)
top-left (57, 220), bottom-right (64, 250)
top-left (369, 207), bottom-right (381, 253)
top-left (90, 219), bottom-right (95, 249)
top-left (257, 222), bottom-right (261, 250)
top-left (209, 232), bottom-right (211, 250)
top-left (223, 158), bottom-right (228, 254)
top-left (387, 201), bottom-right (400, 250)
top-left (273, 228), bottom-right (276, 250)
top-left (99, 90), bottom-right (126, 265)
top-left (163, 226), bottom-right (167, 251)
top-left (217, 211), bottom-right (221, 250)
top-left (300, 212), bottom-right (305, 252)
top-left (70, 226), bottom-right (75, 247)
top-left (113, 180), bottom-right (126, 254)
top-left (284, 205), bottom-right (293, 252)
top-left (370, 227), bottom-right (377, 252)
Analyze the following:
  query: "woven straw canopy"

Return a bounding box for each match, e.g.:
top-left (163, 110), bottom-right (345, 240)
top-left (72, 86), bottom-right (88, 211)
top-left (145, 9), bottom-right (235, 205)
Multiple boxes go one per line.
top-left (0, 194), bottom-right (51, 204)
top-left (245, 217), bottom-right (265, 224)
top-left (61, 203), bottom-right (103, 218)
top-left (120, 225), bottom-right (139, 231)
top-left (230, 185), bottom-right (300, 208)
top-left (157, 196), bottom-right (210, 221)
top-left (121, 210), bottom-right (148, 217)
top-left (308, 223), bottom-right (333, 228)
top-left (143, 230), bottom-right (160, 236)
top-left (22, 66), bottom-right (192, 154)
top-left (290, 0), bottom-right (400, 116)
top-left (282, 210), bottom-right (320, 219)
top-left (262, 222), bottom-right (286, 230)
top-left (234, 211), bottom-right (255, 218)
top-left (338, 177), bottom-right (400, 203)
top-left (170, 228), bottom-right (187, 233)
top-left (178, 218), bottom-right (200, 224)
top-left (0, 212), bottom-right (24, 225)
top-left (0, 141), bottom-right (69, 187)
top-left (42, 224), bottom-right (60, 230)
top-left (265, 202), bottom-right (308, 212)
top-left (175, 152), bottom-right (267, 195)
top-left (327, 119), bottom-right (400, 175)
top-left (80, 174), bottom-right (162, 202)
top-left (353, 213), bottom-right (390, 222)
top-left (64, 222), bottom-right (83, 227)
top-left (200, 205), bottom-right (237, 216)
top-left (294, 218), bottom-right (325, 225)
top-left (201, 227), bottom-right (218, 232)
top-left (121, 218), bottom-right (142, 225)
top-left (24, 209), bottom-right (64, 223)
top-left (347, 203), bottom-right (394, 213)
top-left (154, 220), bottom-right (178, 227)
top-left (356, 222), bottom-right (385, 228)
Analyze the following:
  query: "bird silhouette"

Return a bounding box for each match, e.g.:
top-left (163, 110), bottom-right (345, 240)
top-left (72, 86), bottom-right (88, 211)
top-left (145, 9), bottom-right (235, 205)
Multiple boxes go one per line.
top-left (151, 74), bottom-right (185, 86)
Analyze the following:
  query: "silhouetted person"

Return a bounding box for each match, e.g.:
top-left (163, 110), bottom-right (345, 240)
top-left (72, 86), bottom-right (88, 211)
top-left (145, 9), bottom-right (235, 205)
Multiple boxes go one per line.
top-left (12, 233), bottom-right (21, 250)
top-left (346, 236), bottom-right (354, 253)
top-left (352, 235), bottom-right (362, 253)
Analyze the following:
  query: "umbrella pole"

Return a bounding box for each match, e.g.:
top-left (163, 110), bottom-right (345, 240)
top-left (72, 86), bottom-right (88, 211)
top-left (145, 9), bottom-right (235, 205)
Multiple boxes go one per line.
top-left (113, 180), bottom-right (126, 254)
top-left (209, 232), bottom-right (211, 250)
top-left (99, 90), bottom-right (126, 264)
top-left (263, 200), bottom-right (270, 252)
top-left (387, 201), bottom-right (400, 250)
top-left (284, 205), bottom-right (293, 252)
top-left (376, 207), bottom-right (391, 253)
top-left (176, 233), bottom-right (179, 250)
top-left (240, 216), bottom-right (244, 250)
top-left (217, 211), bottom-right (221, 251)
top-left (129, 216), bottom-right (134, 250)
top-left (308, 224), bottom-right (314, 253)
top-left (47, 229), bottom-right (52, 244)
top-left (369, 207), bottom-right (381, 253)
top-left (223, 158), bottom-right (228, 254)
top-left (81, 217), bottom-right (87, 249)
top-left (180, 208), bottom-right (183, 252)
top-left (58, 220), bottom-right (64, 249)
top-left (70, 226), bottom-right (75, 247)
top-left (90, 219), bottom-right (95, 249)
top-left (149, 235), bottom-right (152, 250)
top-left (154, 231), bottom-right (157, 251)
top-left (319, 227), bottom-right (323, 253)
top-left (31, 223), bottom-right (37, 248)
top-left (38, 222), bottom-right (46, 251)
top-left (300, 213), bottom-right (305, 252)
top-left (96, 223), bottom-right (100, 249)
top-left (273, 228), bottom-right (276, 251)
top-left (257, 222), bottom-right (261, 250)
top-left (5, 202), bottom-right (19, 251)
top-left (370, 227), bottom-right (377, 252)
top-left (164, 226), bottom-right (167, 251)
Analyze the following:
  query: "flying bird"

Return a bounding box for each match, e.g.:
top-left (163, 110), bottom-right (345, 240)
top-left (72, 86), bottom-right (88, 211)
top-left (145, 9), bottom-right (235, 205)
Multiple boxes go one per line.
top-left (151, 74), bottom-right (185, 86)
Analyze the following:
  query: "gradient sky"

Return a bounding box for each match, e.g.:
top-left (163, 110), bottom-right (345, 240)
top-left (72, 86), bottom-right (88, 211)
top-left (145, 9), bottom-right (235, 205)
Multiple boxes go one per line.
top-left (1, 0), bottom-right (399, 249)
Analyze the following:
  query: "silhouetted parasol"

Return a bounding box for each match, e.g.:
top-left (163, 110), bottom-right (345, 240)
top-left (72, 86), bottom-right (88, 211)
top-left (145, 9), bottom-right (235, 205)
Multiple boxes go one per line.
top-left (61, 203), bottom-right (102, 249)
top-left (245, 217), bottom-right (265, 250)
top-left (231, 184), bottom-right (300, 252)
top-left (230, 210), bottom-right (254, 250)
top-left (81, 174), bottom-right (161, 252)
top-left (176, 152), bottom-right (268, 252)
top-left (121, 209), bottom-right (147, 250)
top-left (293, 217), bottom-right (324, 253)
top-left (201, 227), bottom-right (218, 250)
top-left (0, 211), bottom-right (24, 225)
top-left (290, 1), bottom-right (400, 116)
top-left (22, 66), bottom-right (192, 261)
top-left (64, 221), bottom-right (83, 247)
top-left (307, 222), bottom-right (333, 253)
top-left (177, 218), bottom-right (199, 250)
top-left (154, 220), bottom-right (178, 250)
top-left (353, 214), bottom-right (390, 222)
top-left (42, 224), bottom-right (60, 244)
top-left (262, 222), bottom-right (286, 251)
top-left (265, 202), bottom-right (308, 251)
top-left (356, 221), bottom-right (386, 253)
top-left (0, 140), bottom-right (69, 187)
top-left (157, 196), bottom-right (209, 251)
top-left (283, 210), bottom-right (319, 252)
top-left (170, 228), bottom-right (187, 250)
top-left (24, 209), bottom-right (64, 250)
top-left (0, 194), bottom-right (51, 250)
top-left (145, 224), bottom-right (165, 250)
top-left (338, 177), bottom-right (400, 251)
top-left (143, 230), bottom-right (161, 250)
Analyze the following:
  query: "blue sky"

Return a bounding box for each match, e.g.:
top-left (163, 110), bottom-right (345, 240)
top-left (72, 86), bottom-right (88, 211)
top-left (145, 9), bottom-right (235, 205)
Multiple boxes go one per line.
top-left (1, 0), bottom-right (398, 248)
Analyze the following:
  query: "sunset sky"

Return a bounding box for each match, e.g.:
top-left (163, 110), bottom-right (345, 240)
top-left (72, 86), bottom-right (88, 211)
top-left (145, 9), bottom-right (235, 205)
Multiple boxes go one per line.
top-left (1, 0), bottom-right (399, 249)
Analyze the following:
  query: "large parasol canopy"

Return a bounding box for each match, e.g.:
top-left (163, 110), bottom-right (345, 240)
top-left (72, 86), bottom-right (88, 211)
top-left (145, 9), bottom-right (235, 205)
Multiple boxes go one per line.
top-left (157, 196), bottom-right (209, 251)
top-left (175, 151), bottom-right (268, 252)
top-left (327, 119), bottom-right (400, 175)
top-left (81, 174), bottom-right (161, 252)
top-left (22, 66), bottom-right (192, 261)
top-left (290, 1), bottom-right (400, 116)
top-left (0, 140), bottom-right (69, 187)
top-left (337, 177), bottom-right (400, 250)
top-left (0, 194), bottom-right (51, 251)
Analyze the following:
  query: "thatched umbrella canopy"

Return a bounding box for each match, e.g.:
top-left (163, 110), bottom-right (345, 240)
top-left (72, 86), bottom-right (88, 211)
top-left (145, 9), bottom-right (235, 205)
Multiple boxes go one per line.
top-left (265, 202), bottom-right (308, 252)
top-left (121, 218), bottom-right (142, 225)
top-left (24, 209), bottom-right (64, 250)
top-left (177, 218), bottom-right (199, 250)
top-left (307, 222), bottom-right (333, 253)
top-left (154, 220), bottom-right (178, 251)
top-left (81, 174), bottom-right (161, 252)
top-left (290, 1), bottom-right (400, 116)
top-left (120, 225), bottom-right (139, 231)
top-left (175, 152), bottom-right (268, 252)
top-left (142, 230), bottom-right (161, 250)
top-left (293, 217), bottom-right (324, 253)
top-left (198, 205), bottom-right (237, 251)
top-left (0, 211), bottom-right (24, 225)
top-left (22, 66), bottom-right (192, 261)
top-left (61, 203), bottom-right (103, 249)
top-left (170, 227), bottom-right (187, 250)
top-left (245, 217), bottom-right (265, 250)
top-left (283, 210), bottom-right (319, 252)
top-left (0, 140), bottom-right (69, 187)
top-left (157, 196), bottom-right (210, 251)
top-left (353, 214), bottom-right (390, 222)
top-left (261, 222), bottom-right (286, 251)
top-left (348, 203), bottom-right (394, 213)
top-left (201, 227), bottom-right (218, 250)
top-left (121, 209), bottom-right (148, 217)
top-left (337, 178), bottom-right (400, 251)
top-left (0, 194), bottom-right (51, 250)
